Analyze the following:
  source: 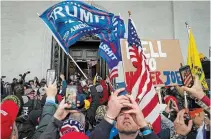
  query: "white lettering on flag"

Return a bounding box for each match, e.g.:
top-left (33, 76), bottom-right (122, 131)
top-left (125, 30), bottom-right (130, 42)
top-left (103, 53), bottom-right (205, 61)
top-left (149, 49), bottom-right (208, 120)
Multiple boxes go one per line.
top-left (99, 43), bottom-right (117, 60)
top-left (80, 9), bottom-right (93, 23)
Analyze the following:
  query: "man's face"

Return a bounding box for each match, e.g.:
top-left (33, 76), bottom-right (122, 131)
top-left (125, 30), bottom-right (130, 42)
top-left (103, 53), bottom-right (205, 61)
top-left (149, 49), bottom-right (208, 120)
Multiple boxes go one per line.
top-left (29, 81), bottom-right (34, 86)
top-left (193, 111), bottom-right (205, 127)
top-left (116, 110), bottom-right (139, 134)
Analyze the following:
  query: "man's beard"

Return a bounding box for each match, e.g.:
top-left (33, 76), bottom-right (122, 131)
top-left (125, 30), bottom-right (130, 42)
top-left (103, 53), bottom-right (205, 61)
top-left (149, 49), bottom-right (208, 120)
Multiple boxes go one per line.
top-left (118, 130), bottom-right (138, 135)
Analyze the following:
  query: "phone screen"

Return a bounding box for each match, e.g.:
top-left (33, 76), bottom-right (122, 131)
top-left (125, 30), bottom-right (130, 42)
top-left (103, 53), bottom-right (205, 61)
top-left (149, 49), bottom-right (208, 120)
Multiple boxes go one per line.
top-left (169, 99), bottom-right (173, 110)
top-left (46, 69), bottom-right (56, 86)
top-left (65, 85), bottom-right (77, 109)
top-left (179, 66), bottom-right (194, 88)
top-left (115, 83), bottom-right (127, 96)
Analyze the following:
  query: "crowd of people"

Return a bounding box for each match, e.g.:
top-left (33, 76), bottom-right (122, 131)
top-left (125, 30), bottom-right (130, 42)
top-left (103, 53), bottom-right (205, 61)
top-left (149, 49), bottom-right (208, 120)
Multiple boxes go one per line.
top-left (0, 69), bottom-right (210, 139)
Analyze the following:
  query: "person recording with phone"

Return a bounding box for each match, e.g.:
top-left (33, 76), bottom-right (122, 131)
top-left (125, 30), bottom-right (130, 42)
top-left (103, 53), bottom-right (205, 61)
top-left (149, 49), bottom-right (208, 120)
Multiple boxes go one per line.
top-left (177, 67), bottom-right (210, 139)
top-left (182, 76), bottom-right (210, 108)
top-left (89, 88), bottom-right (193, 139)
top-left (32, 77), bottom-right (100, 139)
top-left (32, 81), bottom-right (58, 139)
top-left (162, 96), bottom-right (179, 122)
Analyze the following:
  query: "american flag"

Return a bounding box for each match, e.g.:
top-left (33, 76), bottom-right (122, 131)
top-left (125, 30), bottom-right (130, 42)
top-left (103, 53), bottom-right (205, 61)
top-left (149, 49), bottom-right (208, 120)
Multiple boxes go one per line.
top-left (127, 18), bottom-right (161, 133)
top-left (182, 70), bottom-right (193, 87)
top-left (87, 60), bottom-right (98, 67)
top-left (108, 66), bottom-right (118, 80)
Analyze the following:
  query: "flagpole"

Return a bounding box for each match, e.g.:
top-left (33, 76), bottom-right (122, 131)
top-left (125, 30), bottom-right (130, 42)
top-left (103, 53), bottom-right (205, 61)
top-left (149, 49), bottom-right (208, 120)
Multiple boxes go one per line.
top-left (87, 61), bottom-right (89, 78)
top-left (128, 11), bottom-right (131, 16)
top-left (184, 22), bottom-right (190, 109)
top-left (106, 75), bottom-right (114, 91)
top-left (37, 13), bottom-right (88, 80)
top-left (67, 53), bottom-right (88, 79)
top-left (185, 22), bottom-right (191, 38)
top-left (155, 87), bottom-right (162, 104)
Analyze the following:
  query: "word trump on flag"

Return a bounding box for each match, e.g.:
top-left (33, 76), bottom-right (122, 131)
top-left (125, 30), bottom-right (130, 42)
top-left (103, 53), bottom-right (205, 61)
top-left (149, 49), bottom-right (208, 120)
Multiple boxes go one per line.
top-left (39, 1), bottom-right (114, 53)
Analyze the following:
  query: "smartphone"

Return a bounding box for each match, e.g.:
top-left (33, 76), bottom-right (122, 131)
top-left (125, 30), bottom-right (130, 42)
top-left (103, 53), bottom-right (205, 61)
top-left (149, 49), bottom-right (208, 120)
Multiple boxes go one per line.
top-left (169, 99), bottom-right (173, 110)
top-left (115, 82), bottom-right (127, 96)
top-left (65, 85), bottom-right (77, 110)
top-left (46, 69), bottom-right (56, 86)
top-left (184, 112), bottom-right (191, 126)
top-left (179, 65), bottom-right (194, 88)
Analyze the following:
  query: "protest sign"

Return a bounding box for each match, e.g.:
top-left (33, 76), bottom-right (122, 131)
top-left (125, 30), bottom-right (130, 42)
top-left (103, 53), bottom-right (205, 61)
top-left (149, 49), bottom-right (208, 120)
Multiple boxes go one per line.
top-left (120, 39), bottom-right (184, 87)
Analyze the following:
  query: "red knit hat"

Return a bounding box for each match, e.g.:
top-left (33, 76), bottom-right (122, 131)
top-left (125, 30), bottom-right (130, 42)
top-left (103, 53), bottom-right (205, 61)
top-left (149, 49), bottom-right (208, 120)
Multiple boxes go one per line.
top-left (60, 132), bottom-right (88, 139)
top-left (1, 100), bottom-right (19, 139)
top-left (164, 95), bottom-right (178, 107)
top-left (189, 108), bottom-right (204, 119)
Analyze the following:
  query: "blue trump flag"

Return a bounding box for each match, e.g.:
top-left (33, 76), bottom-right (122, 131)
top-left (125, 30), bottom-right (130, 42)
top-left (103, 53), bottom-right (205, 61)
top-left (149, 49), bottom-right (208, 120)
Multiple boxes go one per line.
top-left (97, 16), bottom-right (125, 42)
top-left (97, 16), bottom-right (125, 61)
top-left (98, 41), bottom-right (120, 69)
top-left (97, 16), bottom-right (127, 95)
top-left (39, 1), bottom-right (114, 54)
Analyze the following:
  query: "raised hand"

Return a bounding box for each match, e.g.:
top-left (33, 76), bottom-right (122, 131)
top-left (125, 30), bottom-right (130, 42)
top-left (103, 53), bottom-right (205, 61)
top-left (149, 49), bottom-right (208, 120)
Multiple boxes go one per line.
top-left (182, 76), bottom-right (205, 100)
top-left (165, 100), bottom-right (179, 113)
top-left (106, 88), bottom-right (130, 119)
top-left (45, 81), bottom-right (57, 98)
top-left (54, 99), bottom-right (72, 121)
top-left (122, 95), bottom-right (147, 128)
top-left (60, 74), bottom-right (65, 81)
top-left (174, 109), bottom-right (193, 136)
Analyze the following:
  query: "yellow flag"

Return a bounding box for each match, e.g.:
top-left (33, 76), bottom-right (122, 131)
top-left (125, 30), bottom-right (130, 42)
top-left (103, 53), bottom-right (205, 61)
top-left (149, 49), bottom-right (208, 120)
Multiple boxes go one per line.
top-left (187, 29), bottom-right (209, 90)
top-left (93, 73), bottom-right (97, 85)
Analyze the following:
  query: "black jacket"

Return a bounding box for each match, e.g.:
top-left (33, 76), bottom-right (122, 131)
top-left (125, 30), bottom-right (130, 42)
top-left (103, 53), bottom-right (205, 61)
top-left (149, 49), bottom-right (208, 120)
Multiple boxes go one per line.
top-left (39, 117), bottom-right (62, 139)
top-left (84, 85), bottom-right (100, 131)
top-left (186, 128), bottom-right (210, 139)
top-left (90, 119), bottom-right (160, 139)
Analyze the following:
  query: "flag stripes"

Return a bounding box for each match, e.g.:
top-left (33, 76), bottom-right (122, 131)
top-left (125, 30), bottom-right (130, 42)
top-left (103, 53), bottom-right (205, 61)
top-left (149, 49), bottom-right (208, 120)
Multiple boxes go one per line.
top-left (127, 18), bottom-right (161, 133)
